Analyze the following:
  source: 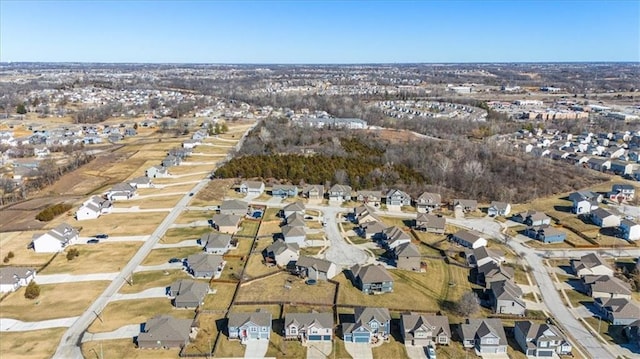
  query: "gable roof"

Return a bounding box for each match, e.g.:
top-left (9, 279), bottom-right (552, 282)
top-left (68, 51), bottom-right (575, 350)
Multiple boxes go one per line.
top-left (211, 214), bottom-right (242, 227)
top-left (286, 212), bottom-right (306, 227)
top-left (241, 180), bottom-right (264, 189)
top-left (584, 275), bottom-right (632, 295)
top-left (201, 232), bottom-right (232, 249)
top-left (354, 307), bottom-right (391, 324)
top-left (461, 318), bottom-right (507, 344)
top-left (350, 264), bottom-right (394, 284)
top-left (296, 256), bottom-right (334, 273)
top-left (401, 313), bottom-right (451, 338)
top-left (573, 253), bottom-right (611, 271)
top-left (453, 230), bottom-right (485, 244)
top-left (170, 279), bottom-right (209, 303)
top-left (282, 225), bottom-right (306, 238)
top-left (0, 266), bottom-right (35, 285)
top-left (186, 254), bottom-right (224, 273)
top-left (514, 321), bottom-right (563, 342)
top-left (285, 312), bottom-right (333, 329)
top-left (283, 201), bottom-right (305, 213)
top-left (220, 199), bottom-right (248, 212)
top-left (138, 315), bottom-right (193, 344)
top-left (597, 297), bottom-right (640, 319)
top-left (266, 239), bottom-right (299, 255)
top-left (490, 280), bottom-right (524, 305)
top-left (416, 213), bottom-right (445, 229)
top-left (417, 192), bottom-right (441, 204)
top-left (394, 242), bottom-right (421, 258)
top-left (228, 309), bottom-right (272, 328)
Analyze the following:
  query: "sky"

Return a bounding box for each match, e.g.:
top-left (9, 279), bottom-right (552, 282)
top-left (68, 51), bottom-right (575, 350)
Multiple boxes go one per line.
top-left (1, 0), bottom-right (638, 63)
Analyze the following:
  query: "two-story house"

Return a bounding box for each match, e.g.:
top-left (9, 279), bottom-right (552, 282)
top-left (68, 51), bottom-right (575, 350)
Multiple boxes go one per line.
top-left (349, 264), bottom-right (394, 294)
top-left (590, 208), bottom-right (621, 228)
top-left (459, 318), bottom-right (508, 355)
top-left (355, 190), bottom-right (383, 207)
top-left (328, 184), bottom-right (352, 203)
top-left (608, 184), bottom-right (635, 202)
top-left (386, 189), bottom-right (412, 207)
top-left (31, 223), bottom-right (79, 253)
top-left (514, 321), bottom-right (572, 357)
top-left (228, 309), bottom-right (272, 343)
top-left (343, 307), bottom-right (391, 343)
top-left (414, 192), bottom-right (442, 213)
top-left (284, 312), bottom-right (333, 342)
top-left (400, 313), bottom-right (451, 346)
top-left (415, 213), bottom-right (445, 234)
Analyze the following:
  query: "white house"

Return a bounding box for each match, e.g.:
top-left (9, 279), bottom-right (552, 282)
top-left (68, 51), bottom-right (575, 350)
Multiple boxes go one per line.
top-left (105, 183), bottom-right (137, 201)
top-left (590, 208), bottom-right (621, 228)
top-left (487, 202), bottom-right (511, 217)
top-left (0, 267), bottom-right (36, 293)
top-left (619, 219), bottom-right (640, 241)
top-left (31, 223), bottom-right (79, 253)
top-left (145, 165), bottom-right (170, 178)
top-left (452, 230), bottom-right (487, 249)
top-left (76, 196), bottom-right (112, 220)
top-left (128, 176), bottom-right (154, 189)
top-left (239, 181), bottom-right (265, 196)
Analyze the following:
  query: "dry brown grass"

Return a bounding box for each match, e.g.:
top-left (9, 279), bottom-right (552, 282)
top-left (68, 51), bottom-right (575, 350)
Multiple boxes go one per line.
top-left (0, 328), bottom-right (67, 359)
top-left (174, 209), bottom-right (215, 224)
top-left (228, 237), bottom-right (253, 257)
top-left (161, 227), bottom-right (211, 244)
top-left (0, 231), bottom-right (56, 267)
top-left (72, 212), bottom-right (167, 237)
top-left (192, 178), bottom-right (236, 204)
top-left (182, 312), bottom-right (222, 356)
top-left (119, 195), bottom-right (182, 209)
top-left (82, 338), bottom-right (181, 359)
top-left (119, 270), bottom-right (193, 294)
top-left (236, 272), bottom-right (335, 305)
top-left (257, 220), bottom-right (282, 237)
top-left (202, 282), bottom-right (237, 310)
top-left (141, 247), bottom-right (203, 266)
top-left (244, 240), bottom-right (279, 279)
top-left (0, 281), bottom-right (110, 321)
top-left (87, 298), bottom-right (195, 333)
top-left (39, 242), bottom-right (142, 274)
top-left (213, 336), bottom-right (245, 357)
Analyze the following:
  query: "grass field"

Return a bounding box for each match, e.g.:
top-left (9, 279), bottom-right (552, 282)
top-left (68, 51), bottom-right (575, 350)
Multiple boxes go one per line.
top-left (213, 335), bottom-right (245, 357)
top-left (236, 220), bottom-right (260, 237)
top-left (371, 329), bottom-right (408, 359)
top-left (236, 272), bottom-right (335, 305)
top-left (141, 247), bottom-right (202, 266)
top-left (87, 298), bottom-right (195, 333)
top-left (71, 212), bottom-right (167, 237)
top-left (0, 328), bottom-right (67, 359)
top-left (257, 220), bottom-right (281, 237)
top-left (217, 257), bottom-right (244, 282)
top-left (161, 227), bottom-right (211, 244)
top-left (118, 195), bottom-right (181, 209)
top-left (331, 339), bottom-right (354, 359)
top-left (202, 283), bottom-right (237, 310)
top-left (243, 239), bottom-right (280, 278)
top-left (0, 281), bottom-right (110, 321)
top-left (0, 231), bottom-right (56, 267)
top-left (174, 209), bottom-right (215, 224)
top-left (228, 237), bottom-right (254, 257)
top-left (262, 208), bottom-right (281, 221)
top-left (82, 339), bottom-right (180, 359)
top-left (39, 242), bottom-right (142, 274)
top-left (191, 179), bottom-right (236, 205)
top-left (119, 270), bottom-right (193, 294)
top-left (181, 313), bottom-right (222, 356)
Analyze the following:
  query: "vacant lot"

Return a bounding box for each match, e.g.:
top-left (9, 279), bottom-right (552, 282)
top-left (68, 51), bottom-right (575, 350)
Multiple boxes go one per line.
top-left (175, 209), bottom-right (214, 224)
top-left (0, 328), bottom-right (67, 359)
top-left (161, 227), bottom-right (211, 244)
top-left (70, 212), bottom-right (166, 237)
top-left (235, 272), bottom-right (335, 305)
top-left (202, 282), bottom-right (237, 310)
top-left (120, 195), bottom-right (182, 209)
top-left (119, 270), bottom-right (193, 294)
top-left (0, 231), bottom-right (56, 267)
top-left (141, 247), bottom-right (202, 266)
top-left (191, 179), bottom-right (236, 205)
top-left (82, 338), bottom-right (180, 359)
top-left (87, 298), bottom-right (195, 333)
top-left (40, 242), bottom-right (142, 274)
top-left (0, 281), bottom-right (110, 321)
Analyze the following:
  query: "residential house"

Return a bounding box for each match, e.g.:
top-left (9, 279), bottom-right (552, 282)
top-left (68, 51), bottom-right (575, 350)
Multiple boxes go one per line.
top-left (569, 191), bottom-right (602, 214)
top-left (586, 157), bottom-right (611, 172)
top-left (285, 212), bottom-right (306, 227)
top-left (137, 315), bottom-right (196, 349)
top-left (105, 183), bottom-right (137, 201)
top-left (619, 219), bottom-right (640, 241)
top-left (33, 145), bottom-right (50, 158)
top-left (282, 225), bottom-right (306, 247)
top-left (0, 267), bottom-right (36, 293)
top-left (219, 199), bottom-right (249, 216)
top-left (354, 205), bottom-right (382, 225)
top-left (182, 139), bottom-right (199, 149)
top-left (466, 246), bottom-right (505, 268)
top-left (31, 223), bottom-right (79, 253)
top-left (453, 199), bottom-right (478, 212)
top-left (168, 148), bottom-right (191, 159)
top-left (415, 192), bottom-right (442, 213)
top-left (488, 280), bottom-right (526, 316)
top-left (514, 321), bottom-right (572, 357)
top-left (595, 297), bottom-right (640, 325)
top-left (76, 196), bottom-right (112, 221)
top-left (201, 232), bottom-right (234, 254)
top-left (349, 264), bottom-right (394, 294)
top-left (609, 184), bottom-right (635, 202)
top-left (487, 202), bottom-right (511, 217)
top-left (623, 320), bottom-right (640, 348)
top-left (128, 176), bottom-right (153, 189)
top-left (401, 313), bottom-right (451, 346)
top-left (356, 190), bottom-right (383, 207)
top-left (524, 225), bottom-right (567, 243)
top-left (264, 239), bottom-right (299, 267)
top-left (459, 318), bottom-right (508, 354)
top-left (328, 184), bottom-right (352, 202)
top-left (283, 201), bottom-right (305, 218)
top-left (451, 230), bottom-right (487, 249)
top-left (590, 208), bottom-right (621, 228)
top-left (185, 254), bottom-right (224, 278)
top-left (211, 214), bottom-right (242, 234)
top-left (610, 161), bottom-right (635, 176)
top-left (571, 253), bottom-right (614, 277)
top-left (169, 279), bottom-right (210, 308)
top-left (303, 184), bottom-right (324, 201)
top-left (146, 165), bottom-right (170, 178)
top-left (228, 309), bottom-right (272, 342)
top-left (386, 189), bottom-right (412, 207)
top-left (360, 220), bottom-right (388, 240)
top-left (381, 226), bottom-right (412, 249)
top-left (476, 261), bottom-right (514, 287)
top-left (239, 181), bottom-right (265, 195)
top-left (415, 213), bottom-right (445, 234)
top-left (521, 211), bottom-right (551, 226)
top-left (343, 307), bottom-right (391, 343)
top-left (294, 256), bottom-right (338, 280)
top-left (284, 312), bottom-right (334, 342)
top-left (394, 242), bottom-right (422, 271)
top-left (162, 155), bottom-right (182, 167)
top-left (271, 185), bottom-right (299, 198)
top-left (582, 275), bottom-right (632, 299)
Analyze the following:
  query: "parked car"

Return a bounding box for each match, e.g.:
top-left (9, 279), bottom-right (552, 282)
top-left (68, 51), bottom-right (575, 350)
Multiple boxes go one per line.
top-left (87, 239), bottom-right (100, 244)
top-left (427, 345), bottom-right (436, 359)
top-left (189, 192), bottom-right (194, 196)
top-left (168, 258), bottom-right (182, 263)
top-left (96, 234), bottom-right (109, 239)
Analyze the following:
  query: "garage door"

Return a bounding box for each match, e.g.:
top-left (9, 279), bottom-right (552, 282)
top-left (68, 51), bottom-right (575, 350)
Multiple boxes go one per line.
top-left (344, 334), bottom-right (352, 341)
top-left (323, 335), bottom-right (331, 341)
top-left (355, 336), bottom-right (369, 343)
top-left (538, 351), bottom-right (553, 357)
top-left (308, 335), bottom-right (322, 341)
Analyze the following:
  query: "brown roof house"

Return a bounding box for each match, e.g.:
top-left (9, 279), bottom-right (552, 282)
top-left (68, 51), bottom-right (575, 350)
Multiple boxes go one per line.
top-left (571, 253), bottom-right (614, 277)
top-left (401, 313), bottom-right (451, 346)
top-left (394, 242), bottom-right (422, 272)
top-left (137, 315), bottom-right (197, 349)
top-left (349, 264), bottom-right (394, 294)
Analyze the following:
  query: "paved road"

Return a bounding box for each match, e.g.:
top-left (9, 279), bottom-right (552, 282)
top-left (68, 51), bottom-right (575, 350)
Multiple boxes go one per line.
top-left (317, 205), bottom-right (369, 267)
top-left (36, 272), bottom-right (118, 285)
top-left (81, 324), bottom-right (140, 343)
top-left (78, 235), bottom-right (148, 243)
top-left (1, 317), bottom-right (79, 331)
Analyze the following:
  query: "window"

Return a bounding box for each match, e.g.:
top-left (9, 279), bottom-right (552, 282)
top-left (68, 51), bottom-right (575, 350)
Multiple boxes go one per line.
top-left (261, 327), bottom-right (268, 332)
top-left (250, 327), bottom-right (257, 333)
top-left (540, 341), bottom-right (548, 348)
top-left (439, 336), bottom-right (447, 343)
top-left (370, 322), bottom-right (378, 329)
top-left (290, 327), bottom-right (297, 334)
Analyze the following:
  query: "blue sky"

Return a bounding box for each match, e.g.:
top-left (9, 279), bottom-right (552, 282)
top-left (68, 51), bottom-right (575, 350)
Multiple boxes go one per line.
top-left (1, 1), bottom-right (638, 63)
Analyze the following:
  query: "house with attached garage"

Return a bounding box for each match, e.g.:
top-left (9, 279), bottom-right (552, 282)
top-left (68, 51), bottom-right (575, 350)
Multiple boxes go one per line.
top-left (466, 246), bottom-right (505, 268)
top-left (76, 195), bottom-right (112, 221)
top-left (264, 239), bottom-right (299, 267)
top-left (519, 210), bottom-right (551, 226)
top-left (569, 191), bottom-right (600, 214)
top-left (476, 261), bottom-right (514, 288)
top-left (302, 184), bottom-right (324, 201)
top-left (400, 313), bottom-right (451, 346)
top-left (285, 212), bottom-right (305, 227)
top-left (619, 219), bottom-right (640, 241)
top-left (453, 199), bottom-right (478, 212)
top-left (459, 318), bottom-right (508, 355)
top-left (169, 279), bottom-right (210, 308)
top-left (284, 312), bottom-right (334, 342)
top-left (282, 201), bottom-right (305, 218)
top-left (381, 226), bottom-right (412, 249)
top-left (282, 225), bottom-right (306, 247)
top-left (608, 184), bottom-right (635, 202)
top-left (294, 256), bottom-right (338, 280)
top-left (211, 214), bottom-right (242, 234)
top-left (349, 264), bottom-right (394, 294)
top-left (524, 225), bottom-right (567, 243)
top-left (590, 208), bottom-right (621, 228)
top-left (201, 232), bottom-right (235, 254)
top-left (571, 253), bottom-right (614, 277)
top-left (582, 275), bottom-right (632, 299)
top-left (415, 213), bottom-right (445, 233)
top-left (239, 180), bottom-right (265, 195)
top-left (31, 223), bottom-right (79, 253)
top-left (595, 297), bottom-right (640, 325)
top-left (185, 254), bottom-right (225, 278)
top-left (385, 189), bottom-right (412, 207)
top-left (487, 201), bottom-right (511, 217)
top-left (328, 184), bottom-right (352, 203)
top-left (513, 321), bottom-right (572, 357)
top-left (488, 279), bottom-right (526, 316)
top-left (624, 320), bottom-right (640, 349)
top-left (414, 192), bottom-right (442, 213)
top-left (105, 182), bottom-right (137, 201)
top-left (610, 161), bottom-right (635, 175)
top-left (586, 157), bottom-right (611, 172)
top-left (137, 315), bottom-right (197, 349)
top-left (145, 165), bottom-right (170, 178)
top-left (219, 199), bottom-right (249, 216)
top-left (353, 205), bottom-right (382, 225)
top-left (271, 184), bottom-right (299, 198)
top-left (162, 154), bottom-right (182, 167)
top-left (342, 307), bottom-right (391, 343)
top-left (128, 176), bottom-right (153, 189)
top-left (452, 230), bottom-right (487, 249)
top-left (360, 220), bottom-right (388, 240)
top-left (227, 309), bottom-right (272, 343)
top-left (393, 242), bottom-right (422, 271)
top-left (355, 190), bottom-right (382, 207)
top-left (0, 266), bottom-right (36, 293)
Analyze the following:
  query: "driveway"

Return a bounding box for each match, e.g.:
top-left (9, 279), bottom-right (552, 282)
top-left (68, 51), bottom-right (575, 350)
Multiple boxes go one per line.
top-left (480, 353), bottom-right (509, 359)
top-left (81, 324), bottom-right (140, 342)
top-left (109, 287), bottom-right (167, 301)
top-left (1, 317), bottom-right (78, 332)
top-left (244, 339), bottom-right (269, 358)
top-left (153, 239), bottom-right (200, 249)
top-left (344, 342), bottom-right (373, 359)
top-left (36, 272), bottom-right (119, 285)
top-left (307, 341), bottom-right (332, 359)
top-left (405, 344), bottom-right (428, 359)
top-left (133, 262), bottom-right (184, 272)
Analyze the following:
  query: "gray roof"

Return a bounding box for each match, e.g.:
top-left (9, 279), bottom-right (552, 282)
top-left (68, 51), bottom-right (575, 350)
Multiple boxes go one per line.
top-left (286, 212), bottom-right (306, 227)
top-left (285, 312), bottom-right (333, 329)
top-left (584, 275), bottom-right (632, 295)
top-left (394, 242), bottom-right (421, 258)
top-left (356, 190), bottom-right (382, 199)
top-left (454, 199), bottom-right (478, 209)
top-left (596, 297), bottom-right (640, 319)
top-left (490, 280), bottom-right (524, 306)
top-left (241, 180), bottom-right (264, 189)
top-left (282, 225), bottom-right (306, 238)
top-left (170, 279), bottom-right (209, 303)
top-left (350, 264), bottom-right (394, 284)
top-left (283, 201), bottom-right (305, 213)
top-left (201, 232), bottom-right (232, 250)
top-left (0, 266), bottom-right (35, 285)
top-left (329, 184), bottom-right (352, 195)
top-left (417, 192), bottom-right (442, 205)
top-left (416, 213), bottom-right (445, 229)
top-left (573, 253), bottom-right (611, 271)
top-left (453, 230), bottom-right (484, 244)
top-left (266, 239), bottom-right (299, 255)
top-left (489, 201), bottom-right (509, 210)
top-left (138, 315), bottom-right (193, 343)
top-left (220, 199), bottom-right (248, 212)
top-left (383, 226), bottom-right (411, 242)
top-left (361, 220), bottom-right (388, 233)
top-left (211, 214), bottom-right (242, 227)
top-left (34, 223), bottom-right (78, 244)
top-left (591, 208), bottom-right (617, 219)
top-left (228, 309), bottom-right (272, 328)
top-left (296, 256), bottom-right (334, 273)
top-left (354, 307), bottom-right (391, 324)
top-left (110, 182), bottom-right (136, 192)
top-left (514, 321), bottom-right (563, 341)
top-left (472, 246), bottom-right (504, 262)
top-left (401, 313), bottom-right (450, 338)
top-left (186, 254), bottom-right (224, 273)
top-left (478, 261), bottom-right (514, 281)
top-left (460, 318), bottom-right (507, 344)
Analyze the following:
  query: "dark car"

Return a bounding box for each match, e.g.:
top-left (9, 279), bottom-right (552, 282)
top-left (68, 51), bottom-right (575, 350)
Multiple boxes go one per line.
top-left (168, 258), bottom-right (182, 263)
top-left (189, 192), bottom-right (194, 196)
top-left (87, 239), bottom-right (100, 244)
top-left (95, 234), bottom-right (109, 239)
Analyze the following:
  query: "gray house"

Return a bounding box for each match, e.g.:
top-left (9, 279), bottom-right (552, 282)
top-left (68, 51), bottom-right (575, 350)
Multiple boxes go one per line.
top-left (476, 261), bottom-right (514, 288)
top-left (349, 264), bottom-right (394, 294)
top-left (201, 232), bottom-right (234, 254)
top-left (415, 192), bottom-right (442, 213)
top-left (343, 307), bottom-right (391, 343)
top-left (295, 256), bottom-right (338, 280)
top-left (169, 279), bottom-right (210, 308)
top-left (271, 185), bottom-right (299, 198)
top-left (284, 312), bottom-right (334, 342)
top-left (239, 181), bottom-right (265, 195)
top-left (488, 280), bottom-right (526, 316)
top-left (394, 242), bottom-right (422, 271)
top-left (459, 318), bottom-right (508, 355)
top-left (303, 184), bottom-right (325, 201)
top-left (514, 321), bottom-right (572, 357)
top-left (228, 309), bottom-right (272, 343)
top-left (386, 189), bottom-right (412, 207)
top-left (415, 213), bottom-right (445, 233)
top-left (356, 190), bottom-right (383, 207)
top-left (137, 315), bottom-right (196, 349)
top-left (219, 199), bottom-right (249, 216)
top-left (401, 313), bottom-right (451, 346)
top-left (283, 201), bottom-right (305, 218)
top-left (328, 184), bottom-right (352, 202)
top-left (282, 225), bottom-right (306, 247)
top-left (595, 297), bottom-right (640, 325)
top-left (185, 254), bottom-right (224, 278)
top-left (264, 239), bottom-right (299, 267)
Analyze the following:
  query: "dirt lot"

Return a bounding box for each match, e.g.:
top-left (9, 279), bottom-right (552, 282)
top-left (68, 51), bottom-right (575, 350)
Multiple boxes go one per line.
top-left (235, 272), bottom-right (335, 305)
top-left (0, 328), bottom-right (67, 359)
top-left (0, 197), bottom-right (79, 232)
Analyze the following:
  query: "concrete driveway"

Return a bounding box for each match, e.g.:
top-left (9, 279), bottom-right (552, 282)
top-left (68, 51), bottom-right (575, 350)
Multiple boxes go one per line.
top-left (109, 287), bottom-right (167, 301)
top-left (244, 339), bottom-right (269, 358)
top-left (344, 342), bottom-right (373, 359)
top-left (133, 262), bottom-right (183, 272)
top-left (480, 353), bottom-right (509, 359)
top-left (1, 317), bottom-right (78, 331)
top-left (81, 324), bottom-right (140, 342)
top-left (36, 272), bottom-right (118, 285)
top-left (405, 344), bottom-right (428, 359)
top-left (307, 341), bottom-right (332, 359)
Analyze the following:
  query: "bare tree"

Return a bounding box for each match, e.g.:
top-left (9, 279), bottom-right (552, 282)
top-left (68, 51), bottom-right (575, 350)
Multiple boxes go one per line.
top-left (455, 290), bottom-right (480, 317)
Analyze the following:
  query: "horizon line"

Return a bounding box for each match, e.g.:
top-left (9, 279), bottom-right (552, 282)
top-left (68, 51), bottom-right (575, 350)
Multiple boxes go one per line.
top-left (1, 61), bottom-right (639, 66)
